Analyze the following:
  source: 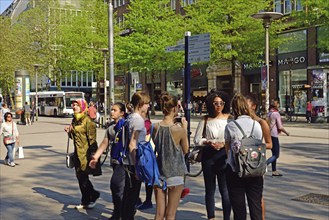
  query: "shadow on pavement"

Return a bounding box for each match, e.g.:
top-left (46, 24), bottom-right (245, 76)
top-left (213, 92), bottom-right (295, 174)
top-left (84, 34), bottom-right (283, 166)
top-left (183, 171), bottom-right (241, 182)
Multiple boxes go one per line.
top-left (32, 187), bottom-right (113, 220)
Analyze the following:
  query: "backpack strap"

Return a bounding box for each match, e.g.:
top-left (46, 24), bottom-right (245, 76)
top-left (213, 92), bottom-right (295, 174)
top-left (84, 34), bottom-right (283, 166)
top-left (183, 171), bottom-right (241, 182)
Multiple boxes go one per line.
top-left (249, 120), bottom-right (255, 138)
top-left (148, 123), bottom-right (154, 143)
top-left (232, 120), bottom-right (246, 138)
top-left (232, 120), bottom-right (255, 138)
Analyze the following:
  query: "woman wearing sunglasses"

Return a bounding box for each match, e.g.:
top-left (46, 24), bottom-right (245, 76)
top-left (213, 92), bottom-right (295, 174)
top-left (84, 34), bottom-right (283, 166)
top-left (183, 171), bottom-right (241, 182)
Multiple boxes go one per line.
top-left (0, 112), bottom-right (20, 167)
top-left (194, 90), bottom-right (232, 220)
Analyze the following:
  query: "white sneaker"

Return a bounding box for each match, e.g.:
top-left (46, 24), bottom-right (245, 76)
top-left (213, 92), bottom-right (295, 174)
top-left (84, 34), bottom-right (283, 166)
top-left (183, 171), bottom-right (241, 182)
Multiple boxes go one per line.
top-left (75, 204), bottom-right (86, 209)
top-left (87, 202), bottom-right (96, 209)
top-left (9, 162), bottom-right (16, 167)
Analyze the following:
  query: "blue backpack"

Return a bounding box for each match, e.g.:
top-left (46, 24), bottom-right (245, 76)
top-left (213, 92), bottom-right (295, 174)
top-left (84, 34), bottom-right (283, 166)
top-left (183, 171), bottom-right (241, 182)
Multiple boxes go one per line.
top-left (135, 124), bottom-right (165, 189)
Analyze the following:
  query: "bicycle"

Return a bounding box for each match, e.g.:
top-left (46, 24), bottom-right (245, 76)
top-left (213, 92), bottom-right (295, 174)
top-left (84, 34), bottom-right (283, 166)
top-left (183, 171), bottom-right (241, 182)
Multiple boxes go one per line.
top-left (185, 145), bottom-right (203, 177)
top-left (285, 110), bottom-right (298, 122)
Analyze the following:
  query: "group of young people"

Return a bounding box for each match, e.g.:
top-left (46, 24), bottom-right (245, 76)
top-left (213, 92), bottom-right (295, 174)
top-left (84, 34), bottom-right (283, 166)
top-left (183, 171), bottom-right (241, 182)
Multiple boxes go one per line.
top-left (64, 89), bottom-right (289, 220)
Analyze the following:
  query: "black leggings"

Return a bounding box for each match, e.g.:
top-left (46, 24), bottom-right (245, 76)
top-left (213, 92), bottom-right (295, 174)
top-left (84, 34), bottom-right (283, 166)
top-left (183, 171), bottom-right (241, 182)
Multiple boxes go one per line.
top-left (121, 165), bottom-right (142, 220)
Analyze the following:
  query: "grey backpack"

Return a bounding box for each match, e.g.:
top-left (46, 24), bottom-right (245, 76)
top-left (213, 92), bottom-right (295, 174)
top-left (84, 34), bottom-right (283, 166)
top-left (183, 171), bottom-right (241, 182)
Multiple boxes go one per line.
top-left (232, 120), bottom-right (266, 178)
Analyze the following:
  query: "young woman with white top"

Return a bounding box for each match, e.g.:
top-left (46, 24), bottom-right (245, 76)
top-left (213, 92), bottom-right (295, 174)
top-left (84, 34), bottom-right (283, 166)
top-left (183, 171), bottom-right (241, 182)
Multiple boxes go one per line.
top-left (194, 90), bottom-right (232, 220)
top-left (0, 112), bottom-right (20, 167)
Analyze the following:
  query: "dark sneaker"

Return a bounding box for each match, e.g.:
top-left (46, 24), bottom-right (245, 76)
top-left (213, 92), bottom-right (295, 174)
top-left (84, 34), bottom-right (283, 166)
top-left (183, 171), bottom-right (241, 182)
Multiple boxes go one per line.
top-left (135, 198), bottom-right (142, 208)
top-left (87, 191), bottom-right (100, 208)
top-left (137, 201), bottom-right (153, 210)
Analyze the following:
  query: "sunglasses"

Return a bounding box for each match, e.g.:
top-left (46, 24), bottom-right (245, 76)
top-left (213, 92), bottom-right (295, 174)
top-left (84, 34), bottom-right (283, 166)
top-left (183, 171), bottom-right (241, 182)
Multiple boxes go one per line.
top-left (213, 101), bottom-right (225, 107)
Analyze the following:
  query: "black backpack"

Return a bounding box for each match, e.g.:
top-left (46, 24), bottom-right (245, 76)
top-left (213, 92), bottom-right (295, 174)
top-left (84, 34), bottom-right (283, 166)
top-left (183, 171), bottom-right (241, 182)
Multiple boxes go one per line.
top-left (232, 120), bottom-right (266, 178)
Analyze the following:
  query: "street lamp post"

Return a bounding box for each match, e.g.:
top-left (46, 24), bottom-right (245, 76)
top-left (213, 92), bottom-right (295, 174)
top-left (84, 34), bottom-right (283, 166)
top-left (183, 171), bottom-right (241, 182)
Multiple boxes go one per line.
top-left (107, 0), bottom-right (115, 104)
top-left (252, 12), bottom-right (283, 112)
top-left (99, 48), bottom-right (109, 126)
top-left (33, 64), bottom-right (42, 122)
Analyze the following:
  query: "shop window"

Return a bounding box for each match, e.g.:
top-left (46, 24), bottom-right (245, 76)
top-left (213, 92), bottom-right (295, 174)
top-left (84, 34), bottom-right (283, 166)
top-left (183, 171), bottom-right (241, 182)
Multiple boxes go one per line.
top-left (278, 69), bottom-right (307, 114)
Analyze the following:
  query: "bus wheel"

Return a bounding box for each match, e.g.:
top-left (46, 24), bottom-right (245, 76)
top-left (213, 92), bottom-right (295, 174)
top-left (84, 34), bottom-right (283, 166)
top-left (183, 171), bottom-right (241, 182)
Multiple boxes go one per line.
top-left (54, 109), bottom-right (57, 116)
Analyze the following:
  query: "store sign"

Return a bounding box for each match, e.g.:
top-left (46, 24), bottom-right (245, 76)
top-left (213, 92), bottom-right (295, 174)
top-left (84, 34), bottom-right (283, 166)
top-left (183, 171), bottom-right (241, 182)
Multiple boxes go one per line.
top-left (277, 51), bottom-right (307, 71)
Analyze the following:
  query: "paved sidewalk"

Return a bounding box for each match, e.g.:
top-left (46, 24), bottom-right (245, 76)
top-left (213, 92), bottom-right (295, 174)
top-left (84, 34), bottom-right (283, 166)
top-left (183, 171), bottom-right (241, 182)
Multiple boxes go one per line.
top-left (0, 116), bottom-right (328, 220)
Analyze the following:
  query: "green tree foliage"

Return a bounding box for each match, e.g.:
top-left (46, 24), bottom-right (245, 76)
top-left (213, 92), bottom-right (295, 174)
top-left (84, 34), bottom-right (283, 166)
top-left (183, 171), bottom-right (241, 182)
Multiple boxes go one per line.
top-left (0, 17), bottom-right (19, 97)
top-left (115, 0), bottom-right (185, 73)
top-left (183, 0), bottom-right (289, 92)
top-left (291, 0), bottom-right (329, 50)
top-left (58, 0), bottom-right (108, 76)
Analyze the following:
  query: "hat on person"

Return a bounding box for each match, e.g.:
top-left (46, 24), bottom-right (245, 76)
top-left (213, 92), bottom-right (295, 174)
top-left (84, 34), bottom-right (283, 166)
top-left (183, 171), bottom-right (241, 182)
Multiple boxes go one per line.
top-left (72, 99), bottom-right (88, 113)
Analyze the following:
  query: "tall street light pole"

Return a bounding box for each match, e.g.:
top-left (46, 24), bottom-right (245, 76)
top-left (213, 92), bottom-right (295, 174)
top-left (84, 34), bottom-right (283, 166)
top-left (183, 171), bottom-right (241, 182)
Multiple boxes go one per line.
top-left (99, 48), bottom-right (108, 126)
top-left (252, 12), bottom-right (283, 112)
top-left (107, 1), bottom-right (115, 104)
top-left (33, 64), bottom-right (43, 122)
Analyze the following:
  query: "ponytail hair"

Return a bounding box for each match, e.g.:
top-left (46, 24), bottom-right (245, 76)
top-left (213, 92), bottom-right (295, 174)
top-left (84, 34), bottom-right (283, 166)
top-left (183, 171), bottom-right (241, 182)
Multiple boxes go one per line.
top-left (160, 92), bottom-right (178, 115)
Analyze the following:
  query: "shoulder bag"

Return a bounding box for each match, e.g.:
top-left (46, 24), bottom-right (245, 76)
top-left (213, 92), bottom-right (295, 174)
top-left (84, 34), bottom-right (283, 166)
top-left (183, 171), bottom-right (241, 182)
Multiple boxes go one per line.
top-left (3, 122), bottom-right (15, 145)
top-left (188, 116), bottom-right (208, 163)
top-left (66, 137), bottom-right (75, 169)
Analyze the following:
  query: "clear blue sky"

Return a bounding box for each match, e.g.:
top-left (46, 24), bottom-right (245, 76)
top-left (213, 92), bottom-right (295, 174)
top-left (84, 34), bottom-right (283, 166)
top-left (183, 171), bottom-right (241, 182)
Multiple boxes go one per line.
top-left (0, 0), bottom-right (14, 14)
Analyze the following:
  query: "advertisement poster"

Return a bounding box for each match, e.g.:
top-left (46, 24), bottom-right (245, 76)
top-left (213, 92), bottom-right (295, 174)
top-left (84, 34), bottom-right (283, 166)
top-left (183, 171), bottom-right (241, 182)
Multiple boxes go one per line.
top-left (15, 77), bottom-right (23, 109)
top-left (261, 65), bottom-right (267, 91)
top-left (311, 69), bottom-right (328, 117)
top-left (25, 77), bottom-right (30, 104)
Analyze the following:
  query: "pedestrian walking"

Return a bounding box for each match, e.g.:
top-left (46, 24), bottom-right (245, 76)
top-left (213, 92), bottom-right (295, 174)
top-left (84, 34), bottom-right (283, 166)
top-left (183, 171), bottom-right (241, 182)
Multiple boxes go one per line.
top-left (266, 98), bottom-right (290, 177)
top-left (121, 91), bottom-right (150, 220)
top-left (0, 112), bottom-right (20, 167)
top-left (224, 93), bottom-right (264, 220)
top-left (152, 92), bottom-right (189, 220)
top-left (306, 100), bottom-right (312, 123)
top-left (24, 102), bottom-right (31, 126)
top-left (90, 102), bottom-right (127, 220)
top-left (30, 101), bottom-right (36, 124)
top-left (64, 99), bottom-right (100, 209)
top-left (194, 90), bottom-right (232, 220)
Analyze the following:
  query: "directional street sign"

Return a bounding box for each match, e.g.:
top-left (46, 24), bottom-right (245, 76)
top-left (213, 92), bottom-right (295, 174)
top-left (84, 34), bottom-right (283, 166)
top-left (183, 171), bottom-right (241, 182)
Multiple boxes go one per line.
top-left (165, 33), bottom-right (210, 62)
top-left (189, 33), bottom-right (210, 42)
top-left (188, 54), bottom-right (210, 63)
top-left (165, 44), bottom-right (185, 52)
top-left (188, 33), bottom-right (210, 63)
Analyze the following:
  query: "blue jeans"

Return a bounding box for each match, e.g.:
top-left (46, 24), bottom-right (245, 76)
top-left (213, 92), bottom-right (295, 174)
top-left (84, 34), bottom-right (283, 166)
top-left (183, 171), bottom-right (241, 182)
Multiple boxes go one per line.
top-left (202, 150), bottom-right (231, 220)
top-left (5, 142), bottom-right (15, 163)
top-left (266, 136), bottom-right (280, 171)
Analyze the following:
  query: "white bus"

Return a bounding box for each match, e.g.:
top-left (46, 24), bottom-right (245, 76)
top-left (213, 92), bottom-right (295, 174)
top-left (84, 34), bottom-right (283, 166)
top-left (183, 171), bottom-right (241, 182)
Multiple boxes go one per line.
top-left (29, 91), bottom-right (85, 116)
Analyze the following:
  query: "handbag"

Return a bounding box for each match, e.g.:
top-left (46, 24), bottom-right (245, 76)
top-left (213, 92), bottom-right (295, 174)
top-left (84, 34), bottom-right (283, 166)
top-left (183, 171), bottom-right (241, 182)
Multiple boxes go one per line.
top-left (188, 117), bottom-right (208, 163)
top-left (3, 122), bottom-right (15, 145)
top-left (86, 124), bottom-right (102, 176)
top-left (66, 137), bottom-right (75, 169)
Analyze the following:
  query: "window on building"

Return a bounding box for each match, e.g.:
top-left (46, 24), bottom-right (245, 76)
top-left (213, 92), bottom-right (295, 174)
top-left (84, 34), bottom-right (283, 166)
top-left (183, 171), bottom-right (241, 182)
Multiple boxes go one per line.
top-left (279, 69), bottom-right (307, 114)
top-left (278, 30), bottom-right (307, 54)
top-left (317, 26), bottom-right (329, 64)
top-left (284, 0), bottom-right (292, 14)
top-left (171, 0), bottom-right (176, 10)
top-left (274, 0), bottom-right (282, 13)
top-left (295, 0), bottom-right (303, 11)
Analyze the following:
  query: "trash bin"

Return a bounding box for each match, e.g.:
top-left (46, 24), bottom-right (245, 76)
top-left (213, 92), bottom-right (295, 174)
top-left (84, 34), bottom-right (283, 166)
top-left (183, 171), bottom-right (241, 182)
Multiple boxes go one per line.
top-left (16, 109), bottom-right (25, 125)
